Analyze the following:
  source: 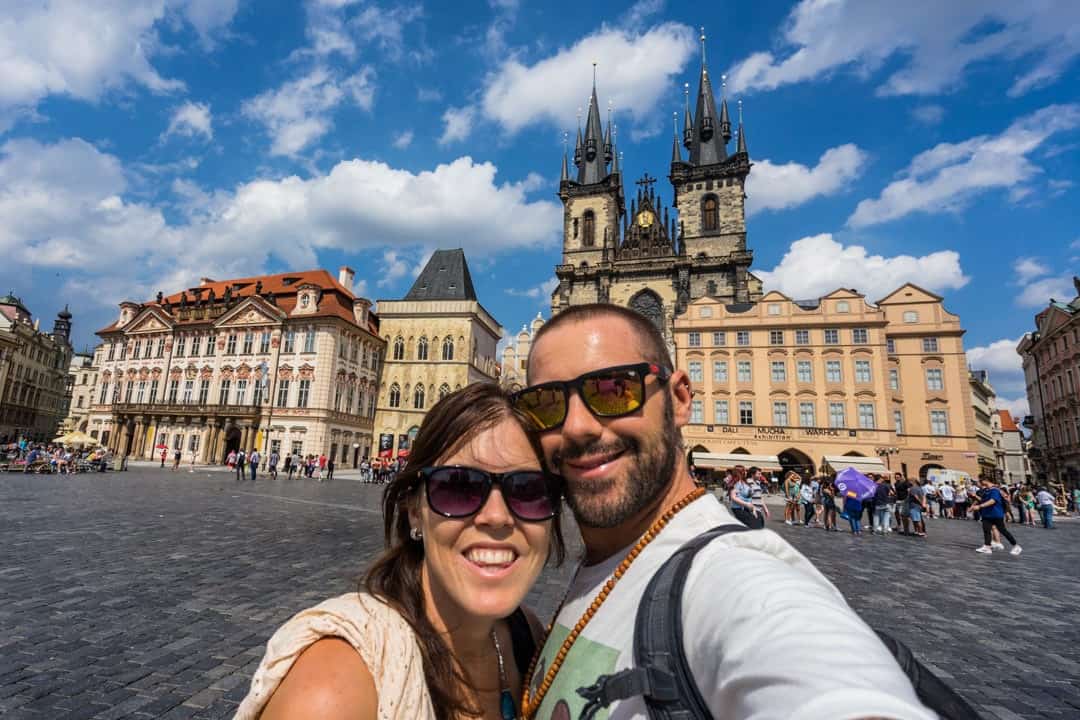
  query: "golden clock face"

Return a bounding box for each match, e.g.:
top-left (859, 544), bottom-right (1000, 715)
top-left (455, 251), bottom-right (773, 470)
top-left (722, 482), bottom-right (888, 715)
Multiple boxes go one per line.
top-left (636, 210), bottom-right (655, 228)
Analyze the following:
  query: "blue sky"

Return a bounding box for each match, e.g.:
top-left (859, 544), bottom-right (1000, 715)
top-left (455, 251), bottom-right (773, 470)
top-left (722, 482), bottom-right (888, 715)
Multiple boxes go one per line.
top-left (2, 0), bottom-right (1078, 416)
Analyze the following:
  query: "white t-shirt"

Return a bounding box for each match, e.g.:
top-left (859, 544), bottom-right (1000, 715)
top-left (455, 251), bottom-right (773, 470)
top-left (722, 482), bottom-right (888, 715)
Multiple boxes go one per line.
top-left (1036, 490), bottom-right (1054, 507)
top-left (940, 485), bottom-right (954, 502)
top-left (530, 495), bottom-right (934, 720)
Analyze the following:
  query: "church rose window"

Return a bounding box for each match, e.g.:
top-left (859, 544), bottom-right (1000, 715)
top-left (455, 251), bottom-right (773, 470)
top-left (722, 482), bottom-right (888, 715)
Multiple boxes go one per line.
top-left (629, 290), bottom-right (664, 333)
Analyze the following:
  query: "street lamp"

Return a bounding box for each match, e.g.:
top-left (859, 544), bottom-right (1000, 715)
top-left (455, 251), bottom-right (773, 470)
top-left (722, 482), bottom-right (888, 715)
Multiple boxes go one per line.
top-left (875, 446), bottom-right (899, 470)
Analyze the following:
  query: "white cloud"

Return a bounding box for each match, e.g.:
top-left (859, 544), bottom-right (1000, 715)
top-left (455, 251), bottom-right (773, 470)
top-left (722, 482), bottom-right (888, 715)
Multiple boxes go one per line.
top-left (483, 0), bottom-right (519, 59)
top-left (506, 277), bottom-right (559, 301)
top-left (378, 250), bottom-right (410, 287)
top-left (348, 3), bottom-right (424, 62)
top-left (417, 88), bottom-right (442, 102)
top-left (439, 106), bottom-right (476, 145)
top-left (728, 0), bottom-right (1080, 97)
top-left (911, 104), bottom-right (945, 125)
top-left (848, 104), bottom-right (1080, 228)
top-left (0, 137), bottom-right (561, 306)
top-left (163, 101), bottom-right (213, 141)
top-left (746, 144), bottom-right (867, 216)
top-left (996, 396), bottom-right (1030, 420)
top-left (1016, 274), bottom-right (1076, 307)
top-left (966, 338), bottom-right (1028, 407)
top-left (621, 0), bottom-right (665, 30)
top-left (392, 130), bottom-right (414, 149)
top-left (756, 233), bottom-right (969, 300)
top-left (175, 0), bottom-right (242, 46)
top-left (242, 66), bottom-right (375, 156)
top-left (480, 23), bottom-right (696, 135)
top-left (1014, 257), bottom-right (1051, 283)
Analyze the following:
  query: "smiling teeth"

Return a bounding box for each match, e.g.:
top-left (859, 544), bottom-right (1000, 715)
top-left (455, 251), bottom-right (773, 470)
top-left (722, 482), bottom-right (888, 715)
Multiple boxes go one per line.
top-left (466, 548), bottom-right (517, 565)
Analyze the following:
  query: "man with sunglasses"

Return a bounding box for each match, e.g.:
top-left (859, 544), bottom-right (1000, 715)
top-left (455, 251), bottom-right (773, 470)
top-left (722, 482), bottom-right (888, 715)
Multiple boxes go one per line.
top-left (514, 304), bottom-right (932, 720)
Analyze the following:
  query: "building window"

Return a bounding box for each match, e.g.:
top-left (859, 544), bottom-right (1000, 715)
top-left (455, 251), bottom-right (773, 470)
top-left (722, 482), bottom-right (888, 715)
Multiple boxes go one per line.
top-left (714, 400), bottom-right (729, 424)
top-left (739, 401), bottom-right (754, 425)
top-left (855, 359), bottom-right (872, 383)
top-left (903, 311), bottom-right (919, 323)
top-left (888, 368), bottom-right (899, 390)
top-left (297, 379), bottom-right (310, 408)
top-left (713, 361), bottom-right (728, 382)
top-left (930, 409), bottom-right (948, 436)
top-left (852, 328), bottom-right (868, 344)
top-left (582, 210), bottom-right (596, 246)
top-left (125, 381), bottom-right (134, 402)
top-left (771, 361), bottom-right (786, 382)
top-left (690, 399), bottom-right (704, 424)
top-left (828, 402), bottom-right (846, 428)
top-left (799, 401), bottom-right (816, 427)
top-left (156, 338), bottom-right (165, 358)
top-left (219, 379), bottom-right (231, 405)
top-left (334, 386), bottom-right (342, 411)
top-left (795, 329), bottom-right (809, 345)
top-left (276, 379), bottom-right (289, 407)
top-left (135, 381), bottom-right (146, 404)
top-left (826, 360), bottom-right (842, 383)
top-left (182, 380), bottom-right (194, 404)
top-left (283, 330), bottom-right (295, 354)
top-left (439, 383), bottom-right (451, 401)
top-left (99, 383), bottom-right (110, 404)
top-left (699, 306), bottom-right (712, 318)
top-left (886, 338), bottom-right (896, 354)
top-left (836, 301), bottom-right (850, 313)
top-left (772, 401), bottom-right (789, 426)
top-left (922, 337), bottom-right (939, 353)
top-left (198, 379), bottom-right (210, 404)
top-left (894, 409), bottom-right (904, 435)
top-left (767, 303), bottom-right (781, 316)
top-left (260, 332), bottom-right (271, 354)
top-left (688, 361), bottom-right (703, 383)
top-left (769, 330), bottom-right (784, 345)
top-left (688, 332), bottom-right (701, 347)
top-left (235, 379), bottom-right (247, 405)
top-left (225, 334), bottom-right (237, 355)
top-left (712, 332), bottom-right (726, 346)
top-left (107, 344), bottom-right (116, 361)
top-left (389, 383), bottom-right (401, 408)
top-left (702, 196), bottom-right (719, 232)
top-left (736, 331), bottom-right (750, 346)
top-left (175, 337), bottom-right (186, 358)
top-left (303, 328), bottom-right (316, 353)
top-left (417, 337), bottom-right (429, 360)
top-left (133, 340), bottom-right (142, 358)
top-left (926, 368), bottom-right (944, 391)
top-left (824, 328), bottom-right (839, 345)
top-left (737, 360), bottom-right (752, 382)
top-left (858, 403), bottom-right (876, 429)
top-left (442, 337), bottom-right (455, 360)
top-left (206, 335), bottom-right (216, 357)
top-left (149, 380), bottom-right (158, 403)
top-left (414, 384), bottom-right (426, 409)
top-left (796, 360), bottom-right (813, 383)
top-left (191, 336), bottom-right (201, 357)
top-left (167, 379), bottom-right (179, 404)
top-left (393, 336), bottom-right (405, 360)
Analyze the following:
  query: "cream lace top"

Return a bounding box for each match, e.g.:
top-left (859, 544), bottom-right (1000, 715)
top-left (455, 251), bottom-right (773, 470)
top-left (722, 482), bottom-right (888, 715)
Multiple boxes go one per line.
top-left (233, 592), bottom-right (436, 720)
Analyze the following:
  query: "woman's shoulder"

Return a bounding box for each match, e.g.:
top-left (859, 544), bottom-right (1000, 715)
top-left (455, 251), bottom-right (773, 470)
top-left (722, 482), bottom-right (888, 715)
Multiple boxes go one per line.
top-left (260, 636), bottom-right (376, 720)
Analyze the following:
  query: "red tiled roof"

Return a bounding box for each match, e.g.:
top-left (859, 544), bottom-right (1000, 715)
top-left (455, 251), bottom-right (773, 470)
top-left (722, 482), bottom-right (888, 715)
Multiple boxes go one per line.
top-left (997, 410), bottom-right (1020, 432)
top-left (97, 269), bottom-right (377, 336)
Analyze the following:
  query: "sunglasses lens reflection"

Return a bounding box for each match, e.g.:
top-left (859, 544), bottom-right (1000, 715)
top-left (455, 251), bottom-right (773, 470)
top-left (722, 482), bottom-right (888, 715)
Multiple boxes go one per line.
top-left (427, 468), bottom-right (487, 517)
top-left (582, 370), bottom-right (642, 416)
top-left (504, 472), bottom-right (558, 520)
top-left (515, 386), bottom-right (567, 430)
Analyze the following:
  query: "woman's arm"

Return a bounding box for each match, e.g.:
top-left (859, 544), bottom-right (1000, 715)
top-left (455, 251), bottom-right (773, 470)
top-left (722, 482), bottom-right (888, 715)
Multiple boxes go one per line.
top-left (260, 637), bottom-right (377, 720)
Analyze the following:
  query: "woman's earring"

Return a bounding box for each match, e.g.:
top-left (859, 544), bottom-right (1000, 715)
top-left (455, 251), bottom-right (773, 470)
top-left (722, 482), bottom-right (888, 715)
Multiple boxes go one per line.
top-left (410, 527), bottom-right (422, 541)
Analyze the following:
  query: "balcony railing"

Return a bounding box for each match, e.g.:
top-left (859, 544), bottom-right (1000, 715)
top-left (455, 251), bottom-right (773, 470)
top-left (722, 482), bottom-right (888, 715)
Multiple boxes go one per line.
top-left (112, 402), bottom-right (261, 417)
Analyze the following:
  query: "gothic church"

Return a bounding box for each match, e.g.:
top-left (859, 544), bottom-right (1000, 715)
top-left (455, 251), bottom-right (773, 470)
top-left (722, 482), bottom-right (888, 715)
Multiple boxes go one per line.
top-left (551, 41), bottom-right (763, 343)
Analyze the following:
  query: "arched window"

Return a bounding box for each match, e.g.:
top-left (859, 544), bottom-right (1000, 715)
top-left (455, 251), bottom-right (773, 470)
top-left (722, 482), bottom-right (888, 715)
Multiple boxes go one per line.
top-left (629, 290), bottom-right (665, 334)
top-left (417, 337), bottom-right (428, 360)
top-left (393, 336), bottom-right (405, 360)
top-left (438, 383), bottom-right (451, 400)
top-left (442, 337), bottom-right (455, 360)
top-left (582, 210), bottom-right (596, 247)
top-left (388, 383), bottom-right (401, 407)
top-left (413, 384), bottom-right (425, 409)
top-left (702, 195), bottom-right (719, 232)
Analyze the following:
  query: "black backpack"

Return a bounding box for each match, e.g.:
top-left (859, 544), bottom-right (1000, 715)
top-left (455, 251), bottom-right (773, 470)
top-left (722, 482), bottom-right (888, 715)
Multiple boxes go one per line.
top-left (576, 524), bottom-right (980, 720)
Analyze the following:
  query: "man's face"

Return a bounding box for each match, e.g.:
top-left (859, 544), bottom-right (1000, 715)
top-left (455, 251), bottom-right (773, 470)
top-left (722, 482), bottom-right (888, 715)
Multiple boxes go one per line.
top-left (527, 317), bottom-right (689, 529)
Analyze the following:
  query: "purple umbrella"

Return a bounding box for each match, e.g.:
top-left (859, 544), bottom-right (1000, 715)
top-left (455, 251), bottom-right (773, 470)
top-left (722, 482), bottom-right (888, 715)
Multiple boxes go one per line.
top-left (834, 467), bottom-right (877, 501)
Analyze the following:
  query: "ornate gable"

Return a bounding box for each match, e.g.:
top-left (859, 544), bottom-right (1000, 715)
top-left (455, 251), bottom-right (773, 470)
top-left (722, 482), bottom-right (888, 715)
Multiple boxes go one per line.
top-left (125, 307), bottom-right (175, 334)
top-left (214, 296), bottom-right (285, 328)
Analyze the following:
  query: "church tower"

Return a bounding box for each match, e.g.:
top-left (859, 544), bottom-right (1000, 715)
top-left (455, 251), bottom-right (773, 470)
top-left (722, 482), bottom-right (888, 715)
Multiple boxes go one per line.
top-left (669, 30), bottom-right (756, 303)
top-left (556, 74), bottom-right (625, 304)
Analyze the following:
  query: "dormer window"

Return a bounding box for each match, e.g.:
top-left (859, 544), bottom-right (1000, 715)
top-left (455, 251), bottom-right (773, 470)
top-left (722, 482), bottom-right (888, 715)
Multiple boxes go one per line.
top-left (701, 116), bottom-right (714, 141)
top-left (300, 294), bottom-right (310, 308)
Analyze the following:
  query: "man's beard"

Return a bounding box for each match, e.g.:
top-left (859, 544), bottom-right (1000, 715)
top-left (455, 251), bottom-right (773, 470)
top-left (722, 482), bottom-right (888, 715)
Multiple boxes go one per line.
top-left (554, 397), bottom-right (679, 529)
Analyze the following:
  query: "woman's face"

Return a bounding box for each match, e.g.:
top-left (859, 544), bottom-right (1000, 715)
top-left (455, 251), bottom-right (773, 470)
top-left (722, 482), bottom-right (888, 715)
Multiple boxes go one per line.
top-left (411, 417), bottom-right (554, 626)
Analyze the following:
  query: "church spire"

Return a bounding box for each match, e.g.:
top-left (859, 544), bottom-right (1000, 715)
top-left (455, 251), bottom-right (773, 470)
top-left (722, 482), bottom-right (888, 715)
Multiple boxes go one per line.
top-left (688, 28), bottom-right (727, 167)
top-left (578, 65), bottom-right (609, 184)
top-left (736, 99), bottom-right (748, 155)
top-left (671, 112), bottom-right (683, 163)
top-left (682, 82), bottom-right (693, 149)
top-left (561, 132), bottom-right (570, 182)
top-left (719, 74), bottom-right (732, 145)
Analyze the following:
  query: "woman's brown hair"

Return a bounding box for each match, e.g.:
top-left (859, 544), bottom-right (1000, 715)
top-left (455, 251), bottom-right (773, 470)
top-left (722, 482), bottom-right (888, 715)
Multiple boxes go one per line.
top-left (363, 382), bottom-right (565, 720)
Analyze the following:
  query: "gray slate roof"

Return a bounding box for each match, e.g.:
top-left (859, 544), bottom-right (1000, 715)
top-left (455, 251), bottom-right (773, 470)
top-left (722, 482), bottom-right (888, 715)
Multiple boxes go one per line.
top-left (405, 249), bottom-right (478, 301)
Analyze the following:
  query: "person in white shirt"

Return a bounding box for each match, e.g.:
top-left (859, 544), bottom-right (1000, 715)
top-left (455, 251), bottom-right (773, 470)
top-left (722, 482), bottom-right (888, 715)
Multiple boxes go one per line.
top-left (940, 482), bottom-right (955, 518)
top-left (513, 303), bottom-right (934, 720)
top-left (1036, 488), bottom-right (1056, 528)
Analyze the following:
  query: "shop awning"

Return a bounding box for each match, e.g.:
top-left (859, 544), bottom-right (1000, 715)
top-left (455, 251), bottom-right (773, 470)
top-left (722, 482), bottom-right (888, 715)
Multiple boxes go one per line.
top-left (821, 455), bottom-right (888, 474)
top-left (692, 452), bottom-right (783, 471)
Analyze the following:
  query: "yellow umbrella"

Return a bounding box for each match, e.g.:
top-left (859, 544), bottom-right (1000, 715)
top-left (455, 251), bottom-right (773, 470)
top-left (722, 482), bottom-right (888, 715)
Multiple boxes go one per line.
top-left (54, 430), bottom-right (99, 446)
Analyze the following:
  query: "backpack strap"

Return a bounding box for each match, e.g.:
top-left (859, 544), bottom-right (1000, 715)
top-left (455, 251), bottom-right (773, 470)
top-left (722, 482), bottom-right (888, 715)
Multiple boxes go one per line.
top-left (577, 524), bottom-right (750, 720)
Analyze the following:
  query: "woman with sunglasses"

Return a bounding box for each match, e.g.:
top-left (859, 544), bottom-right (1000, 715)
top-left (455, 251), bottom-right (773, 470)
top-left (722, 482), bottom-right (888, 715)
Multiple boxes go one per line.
top-left (235, 383), bottom-right (565, 720)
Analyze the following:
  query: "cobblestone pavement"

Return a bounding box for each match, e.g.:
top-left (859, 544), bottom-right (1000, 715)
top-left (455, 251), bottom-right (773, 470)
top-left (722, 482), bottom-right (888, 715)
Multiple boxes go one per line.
top-left (1, 471), bottom-right (1076, 719)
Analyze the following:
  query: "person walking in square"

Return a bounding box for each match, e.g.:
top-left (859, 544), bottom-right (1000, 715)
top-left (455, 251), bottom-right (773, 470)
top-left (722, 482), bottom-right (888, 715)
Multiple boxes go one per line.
top-left (873, 474), bottom-right (895, 535)
top-left (1036, 487), bottom-right (1056, 528)
top-left (160, 447), bottom-right (167, 468)
top-left (172, 448), bottom-right (181, 472)
top-left (284, 453), bottom-right (294, 480)
top-left (908, 478), bottom-right (928, 537)
top-left (268, 448), bottom-right (279, 480)
top-left (326, 456), bottom-right (335, 481)
top-left (973, 478), bottom-right (1022, 556)
top-left (317, 453), bottom-right (327, 481)
top-left (235, 449), bottom-right (246, 482)
top-left (249, 448), bottom-right (260, 481)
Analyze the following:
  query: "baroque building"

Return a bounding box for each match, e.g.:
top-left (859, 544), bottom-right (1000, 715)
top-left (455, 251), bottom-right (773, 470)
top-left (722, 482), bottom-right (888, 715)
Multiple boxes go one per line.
top-left (551, 42), bottom-right (762, 344)
top-left (374, 249), bottom-right (502, 460)
top-left (968, 370), bottom-right (999, 480)
top-left (0, 295), bottom-right (74, 443)
top-left (675, 284), bottom-right (981, 481)
top-left (59, 351), bottom-right (97, 434)
top-left (499, 312), bottom-right (545, 389)
top-left (86, 268), bottom-right (384, 465)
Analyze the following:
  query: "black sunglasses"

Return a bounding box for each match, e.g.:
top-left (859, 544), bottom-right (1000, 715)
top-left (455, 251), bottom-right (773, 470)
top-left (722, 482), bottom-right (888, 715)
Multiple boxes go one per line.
top-left (419, 466), bottom-right (562, 522)
top-left (511, 362), bottom-right (671, 431)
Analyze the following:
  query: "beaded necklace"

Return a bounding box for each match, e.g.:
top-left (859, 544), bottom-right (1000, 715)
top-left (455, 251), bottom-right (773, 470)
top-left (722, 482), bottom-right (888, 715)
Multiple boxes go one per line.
top-left (520, 486), bottom-right (706, 719)
top-left (490, 629), bottom-right (517, 720)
